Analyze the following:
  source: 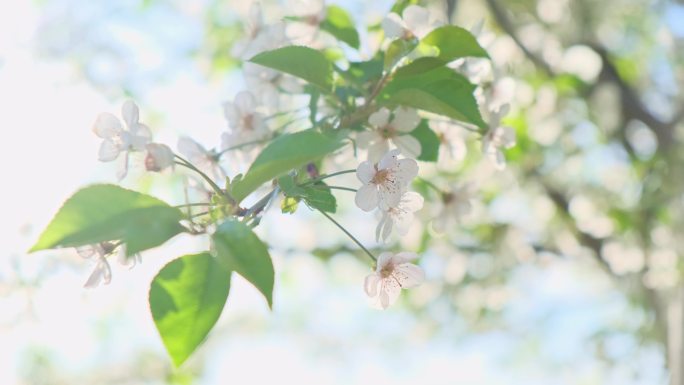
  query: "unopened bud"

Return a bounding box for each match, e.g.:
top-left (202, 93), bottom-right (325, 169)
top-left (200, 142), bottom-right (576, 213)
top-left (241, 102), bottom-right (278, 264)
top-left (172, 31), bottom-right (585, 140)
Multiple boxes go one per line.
top-left (145, 143), bottom-right (174, 172)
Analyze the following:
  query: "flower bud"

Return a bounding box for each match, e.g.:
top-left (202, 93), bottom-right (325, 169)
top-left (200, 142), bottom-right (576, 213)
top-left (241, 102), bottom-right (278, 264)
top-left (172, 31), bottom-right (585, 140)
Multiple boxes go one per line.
top-left (145, 143), bottom-right (174, 172)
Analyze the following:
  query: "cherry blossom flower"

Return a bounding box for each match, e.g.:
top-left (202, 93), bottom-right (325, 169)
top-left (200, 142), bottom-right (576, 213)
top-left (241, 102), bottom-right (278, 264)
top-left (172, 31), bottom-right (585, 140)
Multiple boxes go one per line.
top-left (381, 5), bottom-right (440, 40)
top-left (482, 104), bottom-right (516, 170)
top-left (364, 251), bottom-right (425, 309)
top-left (177, 137), bottom-right (224, 180)
top-left (432, 182), bottom-right (476, 233)
top-left (92, 100), bottom-right (152, 179)
top-left (358, 107), bottom-right (421, 162)
top-left (244, 62), bottom-right (303, 110)
top-left (116, 245), bottom-right (142, 269)
top-left (77, 243), bottom-right (113, 288)
top-left (287, 0), bottom-right (327, 42)
top-left (221, 91), bottom-right (269, 151)
top-left (355, 149), bottom-right (419, 211)
top-left (145, 143), bottom-right (174, 172)
top-left (376, 191), bottom-right (424, 242)
top-left (430, 120), bottom-right (468, 166)
top-left (231, 3), bottom-right (287, 60)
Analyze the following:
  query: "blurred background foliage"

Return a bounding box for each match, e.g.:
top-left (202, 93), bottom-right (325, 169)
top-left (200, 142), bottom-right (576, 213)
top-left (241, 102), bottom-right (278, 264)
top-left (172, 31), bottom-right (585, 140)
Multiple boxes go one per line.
top-left (1, 0), bottom-right (683, 384)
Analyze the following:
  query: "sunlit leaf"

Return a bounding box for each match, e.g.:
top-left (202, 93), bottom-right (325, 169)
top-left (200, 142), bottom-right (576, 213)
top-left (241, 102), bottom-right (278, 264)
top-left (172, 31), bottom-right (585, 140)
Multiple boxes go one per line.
top-left (249, 46), bottom-right (333, 92)
top-left (320, 5), bottom-right (360, 49)
top-left (150, 252), bottom-right (231, 366)
top-left (421, 25), bottom-right (489, 62)
top-left (212, 219), bottom-right (274, 307)
top-left (410, 120), bottom-right (440, 162)
top-left (30, 184), bottom-right (184, 255)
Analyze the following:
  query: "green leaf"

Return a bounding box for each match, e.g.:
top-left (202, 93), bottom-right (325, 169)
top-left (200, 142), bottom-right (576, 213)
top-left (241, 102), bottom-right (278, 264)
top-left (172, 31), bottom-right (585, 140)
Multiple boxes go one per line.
top-left (385, 38), bottom-right (418, 70)
top-left (390, 0), bottom-right (419, 14)
top-left (379, 67), bottom-right (487, 128)
top-left (150, 252), bottom-right (231, 366)
top-left (278, 175), bottom-right (336, 213)
top-left (249, 46), bottom-right (333, 92)
top-left (410, 120), bottom-right (440, 162)
top-left (230, 129), bottom-right (344, 202)
top-left (281, 196), bottom-right (300, 214)
top-left (30, 184), bottom-right (184, 255)
top-left (320, 5), bottom-right (360, 49)
top-left (212, 219), bottom-right (274, 307)
top-left (422, 25), bottom-right (489, 62)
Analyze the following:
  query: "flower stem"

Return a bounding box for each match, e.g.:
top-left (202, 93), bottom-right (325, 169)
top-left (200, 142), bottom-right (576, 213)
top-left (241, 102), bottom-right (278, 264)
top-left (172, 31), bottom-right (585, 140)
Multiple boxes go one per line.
top-left (174, 202), bottom-right (215, 208)
top-left (311, 185), bottom-right (357, 192)
top-left (301, 169), bottom-right (356, 186)
top-left (316, 210), bottom-right (376, 262)
top-left (174, 155), bottom-right (226, 198)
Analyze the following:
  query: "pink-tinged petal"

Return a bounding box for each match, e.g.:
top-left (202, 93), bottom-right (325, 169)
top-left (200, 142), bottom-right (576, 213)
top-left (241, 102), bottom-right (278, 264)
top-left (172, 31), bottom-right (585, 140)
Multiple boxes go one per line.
top-left (394, 211), bottom-right (414, 235)
top-left (402, 5), bottom-right (430, 35)
top-left (368, 107), bottom-right (391, 127)
top-left (98, 140), bottom-right (121, 162)
top-left (223, 102), bottom-right (240, 128)
top-left (392, 135), bottom-right (421, 159)
top-left (93, 113), bottom-right (122, 139)
top-left (380, 278), bottom-right (402, 308)
top-left (130, 122), bottom-right (152, 141)
top-left (401, 191), bottom-right (424, 212)
top-left (235, 91), bottom-right (257, 114)
top-left (394, 251), bottom-right (420, 263)
top-left (391, 107), bottom-right (420, 133)
top-left (378, 149), bottom-right (401, 170)
top-left (367, 139), bottom-right (390, 164)
top-left (116, 152), bottom-right (130, 181)
top-left (394, 263), bottom-right (425, 288)
top-left (356, 161), bottom-right (375, 183)
top-left (376, 252), bottom-right (394, 271)
top-left (381, 13), bottom-right (406, 39)
top-left (355, 184), bottom-right (379, 211)
top-left (396, 158), bottom-right (419, 182)
top-left (501, 126), bottom-right (516, 148)
top-left (145, 143), bottom-right (174, 172)
top-left (84, 258), bottom-right (112, 288)
top-left (375, 214), bottom-right (387, 242)
top-left (121, 100), bottom-right (139, 128)
top-left (379, 183), bottom-right (403, 208)
top-left (381, 215), bottom-right (393, 242)
top-left (364, 273), bottom-right (380, 297)
top-left (178, 137), bottom-right (204, 160)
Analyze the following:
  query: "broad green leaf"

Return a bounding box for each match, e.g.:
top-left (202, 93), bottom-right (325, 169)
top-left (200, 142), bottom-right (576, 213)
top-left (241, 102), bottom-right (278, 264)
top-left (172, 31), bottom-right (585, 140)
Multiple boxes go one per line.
top-left (391, 0), bottom-right (419, 14)
top-left (150, 252), bottom-right (231, 366)
top-left (230, 129), bottom-right (344, 202)
top-left (379, 67), bottom-right (486, 128)
top-left (385, 38), bottom-right (418, 70)
top-left (320, 5), bottom-right (360, 49)
top-left (249, 46), bottom-right (333, 92)
top-left (410, 120), bottom-right (441, 162)
top-left (30, 184), bottom-right (184, 255)
top-left (212, 220), bottom-right (274, 307)
top-left (422, 25), bottom-right (489, 62)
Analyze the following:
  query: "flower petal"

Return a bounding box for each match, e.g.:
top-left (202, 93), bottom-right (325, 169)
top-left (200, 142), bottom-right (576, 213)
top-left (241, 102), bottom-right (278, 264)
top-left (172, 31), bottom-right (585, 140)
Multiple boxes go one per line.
top-left (381, 13), bottom-right (406, 39)
top-left (368, 138), bottom-right (390, 164)
top-left (364, 273), bottom-right (380, 297)
top-left (396, 158), bottom-right (419, 182)
top-left (402, 5), bottom-right (430, 36)
top-left (378, 149), bottom-right (401, 170)
top-left (376, 252), bottom-right (394, 270)
top-left (391, 107), bottom-right (420, 133)
top-left (84, 258), bottom-right (112, 288)
top-left (392, 135), bottom-right (422, 159)
top-left (368, 107), bottom-right (391, 127)
top-left (93, 113), bottom-right (122, 139)
top-left (355, 183), bottom-right (379, 211)
top-left (121, 100), bottom-right (139, 128)
top-left (235, 91), bottom-right (257, 114)
top-left (356, 161), bottom-right (375, 183)
top-left (98, 140), bottom-right (121, 162)
top-left (394, 263), bottom-right (425, 288)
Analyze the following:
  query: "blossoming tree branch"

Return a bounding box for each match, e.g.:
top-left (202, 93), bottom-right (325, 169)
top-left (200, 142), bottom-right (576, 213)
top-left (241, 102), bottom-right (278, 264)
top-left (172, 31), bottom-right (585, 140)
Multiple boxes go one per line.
top-left (28, 1), bottom-right (515, 366)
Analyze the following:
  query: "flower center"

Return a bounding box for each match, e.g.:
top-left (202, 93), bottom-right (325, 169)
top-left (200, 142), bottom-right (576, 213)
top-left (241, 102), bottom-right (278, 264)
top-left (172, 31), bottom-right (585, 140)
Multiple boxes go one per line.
top-left (242, 114), bottom-right (255, 131)
top-left (379, 125), bottom-right (396, 139)
top-left (372, 169), bottom-right (391, 185)
top-left (380, 264), bottom-right (395, 278)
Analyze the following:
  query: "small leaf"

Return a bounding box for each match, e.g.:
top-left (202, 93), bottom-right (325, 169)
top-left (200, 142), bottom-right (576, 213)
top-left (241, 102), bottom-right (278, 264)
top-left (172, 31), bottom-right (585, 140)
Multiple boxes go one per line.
top-left (30, 184), bottom-right (184, 255)
top-left (230, 129), bottom-right (344, 202)
top-left (410, 120), bottom-right (440, 162)
top-left (300, 184), bottom-right (337, 213)
top-left (320, 5), bottom-right (360, 49)
top-left (390, 0), bottom-right (419, 14)
top-left (249, 46), bottom-right (333, 92)
top-left (422, 25), bottom-right (489, 62)
top-left (380, 67), bottom-right (486, 128)
top-left (281, 196), bottom-right (300, 214)
top-left (212, 220), bottom-right (274, 307)
top-left (384, 38), bottom-right (418, 70)
top-left (150, 252), bottom-right (231, 366)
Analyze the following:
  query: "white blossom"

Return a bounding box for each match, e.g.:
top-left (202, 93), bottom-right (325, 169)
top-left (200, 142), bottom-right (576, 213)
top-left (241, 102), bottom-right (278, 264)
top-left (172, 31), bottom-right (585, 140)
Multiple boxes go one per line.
top-left (364, 251), bottom-right (425, 309)
top-left (144, 143), bottom-right (174, 172)
top-left (177, 137), bottom-right (224, 180)
top-left (92, 100), bottom-right (152, 179)
top-left (381, 5), bottom-right (440, 40)
top-left (482, 104), bottom-right (515, 170)
top-left (221, 91), bottom-right (269, 150)
top-left (244, 62), bottom-right (303, 110)
top-left (287, 0), bottom-right (327, 42)
top-left (355, 149), bottom-right (419, 211)
top-left (430, 120), bottom-right (468, 165)
top-left (77, 243), bottom-right (112, 288)
top-left (231, 3), bottom-right (287, 60)
top-left (358, 107), bottom-right (421, 162)
top-left (432, 182), bottom-right (476, 233)
top-left (376, 191), bottom-right (424, 242)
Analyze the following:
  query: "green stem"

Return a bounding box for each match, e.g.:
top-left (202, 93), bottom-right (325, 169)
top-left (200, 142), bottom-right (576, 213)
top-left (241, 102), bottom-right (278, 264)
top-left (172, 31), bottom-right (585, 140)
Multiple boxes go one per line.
top-left (174, 202), bottom-right (214, 208)
top-left (311, 185), bottom-right (357, 192)
top-left (317, 210), bottom-right (376, 262)
top-left (301, 169), bottom-right (356, 186)
top-left (174, 155), bottom-right (226, 198)
top-left (242, 188), bottom-right (280, 223)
